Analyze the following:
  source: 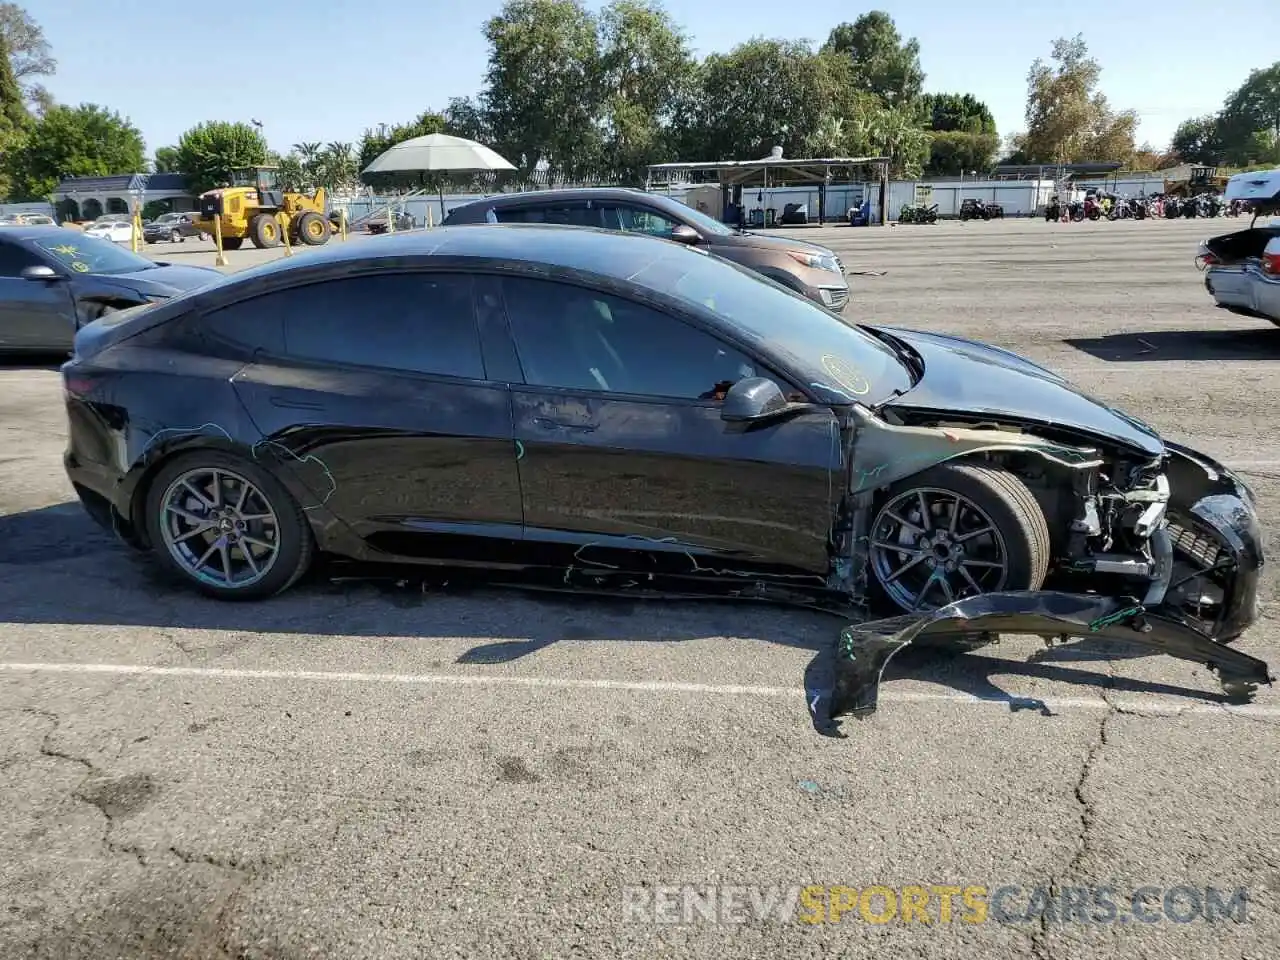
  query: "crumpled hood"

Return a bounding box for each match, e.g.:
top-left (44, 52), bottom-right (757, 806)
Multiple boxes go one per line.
top-left (103, 263), bottom-right (222, 298)
top-left (879, 326), bottom-right (1165, 457)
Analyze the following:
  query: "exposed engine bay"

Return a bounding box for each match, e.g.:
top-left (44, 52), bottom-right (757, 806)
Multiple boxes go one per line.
top-left (823, 405), bottom-right (1272, 725)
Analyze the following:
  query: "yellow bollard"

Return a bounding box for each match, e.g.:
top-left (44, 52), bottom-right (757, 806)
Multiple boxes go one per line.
top-left (387, 203), bottom-right (396, 234)
top-left (339, 208), bottom-right (348, 241)
top-left (277, 212), bottom-right (293, 257)
top-left (427, 207), bottom-right (433, 229)
top-left (212, 215), bottom-right (228, 267)
top-left (130, 200), bottom-right (141, 253)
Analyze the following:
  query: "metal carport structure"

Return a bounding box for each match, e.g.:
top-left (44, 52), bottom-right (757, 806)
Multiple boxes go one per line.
top-left (645, 152), bottom-right (891, 226)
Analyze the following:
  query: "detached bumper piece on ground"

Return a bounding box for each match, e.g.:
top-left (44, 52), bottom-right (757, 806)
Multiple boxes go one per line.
top-left (829, 457), bottom-right (1272, 720)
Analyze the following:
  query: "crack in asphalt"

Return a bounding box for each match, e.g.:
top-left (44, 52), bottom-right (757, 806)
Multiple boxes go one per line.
top-left (24, 707), bottom-right (251, 880)
top-left (1029, 660), bottom-right (1117, 960)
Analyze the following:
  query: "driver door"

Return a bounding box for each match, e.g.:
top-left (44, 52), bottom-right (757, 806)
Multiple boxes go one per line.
top-left (497, 274), bottom-right (840, 575)
top-left (0, 237), bottom-right (74, 351)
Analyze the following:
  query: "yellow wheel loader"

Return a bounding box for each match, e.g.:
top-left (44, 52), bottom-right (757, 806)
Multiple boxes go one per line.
top-left (1164, 165), bottom-right (1229, 199)
top-left (194, 167), bottom-right (334, 251)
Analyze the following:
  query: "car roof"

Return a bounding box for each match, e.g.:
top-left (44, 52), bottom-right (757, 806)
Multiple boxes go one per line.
top-left (208, 223), bottom-right (714, 291)
top-left (447, 187), bottom-right (698, 217)
top-left (460, 187), bottom-right (654, 206)
top-left (0, 224), bottom-right (97, 244)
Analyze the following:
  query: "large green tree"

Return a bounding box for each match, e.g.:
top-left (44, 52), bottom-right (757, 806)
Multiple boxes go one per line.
top-left (596, 0), bottom-right (696, 180)
top-left (919, 93), bottom-right (998, 175)
top-left (5, 103), bottom-right (144, 201)
top-left (821, 12), bottom-right (924, 109)
top-left (1013, 35), bottom-right (1137, 165)
top-left (174, 120), bottom-right (268, 194)
top-left (921, 93), bottom-right (995, 134)
top-left (0, 32), bottom-right (27, 198)
top-left (1170, 114), bottom-right (1224, 165)
top-left (684, 38), bottom-right (848, 161)
top-left (151, 145), bottom-right (181, 173)
top-left (1169, 64), bottom-right (1280, 168)
top-left (481, 0), bottom-right (604, 182)
top-left (0, 3), bottom-right (53, 112)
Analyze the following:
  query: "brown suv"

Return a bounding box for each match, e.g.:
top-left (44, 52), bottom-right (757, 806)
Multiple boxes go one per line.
top-left (442, 187), bottom-right (851, 313)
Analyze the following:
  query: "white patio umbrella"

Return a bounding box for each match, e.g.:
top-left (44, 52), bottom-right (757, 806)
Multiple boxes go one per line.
top-left (362, 133), bottom-right (516, 222)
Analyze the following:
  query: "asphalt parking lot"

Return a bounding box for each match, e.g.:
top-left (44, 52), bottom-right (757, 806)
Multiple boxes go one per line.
top-left (3, 216), bottom-right (1280, 959)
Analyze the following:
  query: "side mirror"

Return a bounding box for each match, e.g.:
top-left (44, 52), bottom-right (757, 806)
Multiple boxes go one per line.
top-left (721, 377), bottom-right (789, 422)
top-left (669, 224), bottom-right (701, 244)
top-left (20, 265), bottom-right (60, 281)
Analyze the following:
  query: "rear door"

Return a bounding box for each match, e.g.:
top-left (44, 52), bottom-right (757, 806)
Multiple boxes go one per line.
top-left (0, 236), bottom-right (76, 351)
top-left (222, 270), bottom-right (525, 558)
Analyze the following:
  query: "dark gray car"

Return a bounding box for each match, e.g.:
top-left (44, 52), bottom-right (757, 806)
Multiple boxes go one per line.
top-left (0, 225), bottom-right (221, 353)
top-left (144, 212), bottom-right (207, 244)
top-left (442, 187), bottom-right (851, 312)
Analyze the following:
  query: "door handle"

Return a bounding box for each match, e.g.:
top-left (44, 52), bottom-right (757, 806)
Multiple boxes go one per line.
top-left (532, 416), bottom-right (597, 433)
top-left (269, 395), bottom-right (326, 411)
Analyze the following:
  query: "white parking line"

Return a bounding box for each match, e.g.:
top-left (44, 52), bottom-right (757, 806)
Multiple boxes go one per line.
top-left (2, 661), bottom-right (1277, 718)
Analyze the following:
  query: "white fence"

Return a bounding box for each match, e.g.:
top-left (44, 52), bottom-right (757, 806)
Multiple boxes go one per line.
top-left (336, 173), bottom-right (1171, 229)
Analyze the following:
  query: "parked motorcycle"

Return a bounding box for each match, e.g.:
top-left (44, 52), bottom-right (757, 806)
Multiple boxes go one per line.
top-left (898, 203), bottom-right (939, 224)
top-left (1083, 195), bottom-right (1103, 220)
top-left (1164, 196), bottom-right (1182, 218)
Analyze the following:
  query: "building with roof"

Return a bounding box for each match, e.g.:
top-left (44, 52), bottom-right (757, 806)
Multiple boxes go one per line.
top-left (51, 173), bottom-right (195, 222)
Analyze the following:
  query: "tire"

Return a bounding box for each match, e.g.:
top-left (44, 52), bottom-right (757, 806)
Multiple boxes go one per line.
top-left (250, 213), bottom-right (280, 249)
top-left (142, 450), bottom-right (314, 600)
top-left (868, 461), bottom-right (1051, 613)
top-left (295, 211), bottom-right (330, 246)
top-left (170, 229), bottom-right (181, 243)
top-left (222, 236), bottom-right (244, 251)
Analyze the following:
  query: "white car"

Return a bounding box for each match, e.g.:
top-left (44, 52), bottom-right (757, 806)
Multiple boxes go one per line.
top-left (83, 220), bottom-right (137, 243)
top-left (1198, 168), bottom-right (1280, 325)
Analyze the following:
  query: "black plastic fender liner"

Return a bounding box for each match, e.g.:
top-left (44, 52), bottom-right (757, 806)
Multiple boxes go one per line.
top-left (828, 591), bottom-right (1274, 720)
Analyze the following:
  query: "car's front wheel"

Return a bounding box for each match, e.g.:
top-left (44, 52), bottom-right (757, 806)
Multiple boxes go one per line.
top-left (143, 451), bottom-right (314, 600)
top-left (868, 462), bottom-right (1050, 613)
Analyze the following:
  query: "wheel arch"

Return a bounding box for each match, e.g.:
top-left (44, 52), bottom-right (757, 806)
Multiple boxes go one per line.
top-left (123, 438), bottom-right (324, 550)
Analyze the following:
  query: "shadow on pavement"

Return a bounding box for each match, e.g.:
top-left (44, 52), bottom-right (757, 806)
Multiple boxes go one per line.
top-left (1066, 326), bottom-right (1280, 362)
top-left (0, 500), bottom-right (1233, 733)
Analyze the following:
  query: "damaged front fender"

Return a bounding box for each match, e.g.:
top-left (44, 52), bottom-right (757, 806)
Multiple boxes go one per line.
top-left (828, 591), bottom-right (1274, 720)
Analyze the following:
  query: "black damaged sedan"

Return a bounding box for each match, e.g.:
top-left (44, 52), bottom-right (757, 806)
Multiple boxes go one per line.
top-left (61, 224), bottom-right (1271, 718)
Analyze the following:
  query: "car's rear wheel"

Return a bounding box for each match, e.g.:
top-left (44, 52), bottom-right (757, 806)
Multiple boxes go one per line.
top-left (868, 462), bottom-right (1050, 613)
top-left (143, 452), bottom-right (314, 600)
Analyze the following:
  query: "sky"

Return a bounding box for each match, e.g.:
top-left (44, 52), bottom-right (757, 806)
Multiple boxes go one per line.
top-left (33, 0), bottom-right (1280, 162)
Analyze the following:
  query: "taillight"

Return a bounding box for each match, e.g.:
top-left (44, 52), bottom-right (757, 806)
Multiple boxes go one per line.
top-left (63, 372), bottom-right (95, 398)
top-left (1196, 251), bottom-right (1219, 268)
top-left (1264, 253), bottom-right (1280, 276)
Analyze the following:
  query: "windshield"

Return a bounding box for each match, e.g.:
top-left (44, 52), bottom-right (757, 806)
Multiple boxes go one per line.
top-left (629, 249), bottom-right (913, 404)
top-left (663, 198), bottom-right (736, 236)
top-left (35, 233), bottom-right (153, 275)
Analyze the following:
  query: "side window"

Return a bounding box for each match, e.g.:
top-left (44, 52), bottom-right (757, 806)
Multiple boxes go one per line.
top-left (280, 273), bottom-right (484, 379)
top-left (493, 207), bottom-right (528, 224)
top-left (599, 204), bottom-right (680, 238)
top-left (200, 296), bottom-right (287, 355)
top-left (0, 241), bottom-right (43, 277)
top-left (499, 204), bottom-right (599, 227)
top-left (500, 276), bottom-right (758, 401)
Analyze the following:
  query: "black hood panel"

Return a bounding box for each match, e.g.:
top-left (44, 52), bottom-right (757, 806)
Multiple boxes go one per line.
top-left (880, 327), bottom-right (1165, 457)
top-left (107, 263), bottom-right (222, 297)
